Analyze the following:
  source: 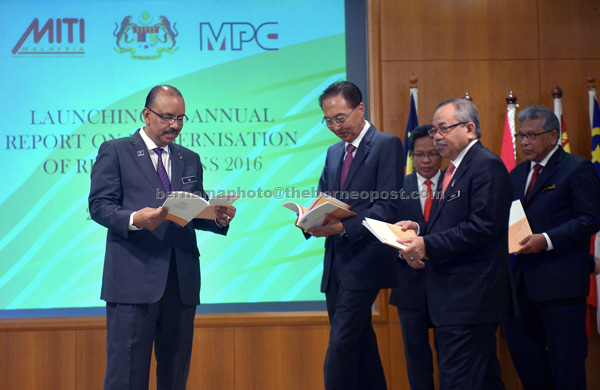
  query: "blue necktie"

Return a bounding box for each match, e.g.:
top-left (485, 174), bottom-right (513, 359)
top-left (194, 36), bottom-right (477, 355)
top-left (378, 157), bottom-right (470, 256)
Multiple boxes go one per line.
top-left (153, 148), bottom-right (171, 192)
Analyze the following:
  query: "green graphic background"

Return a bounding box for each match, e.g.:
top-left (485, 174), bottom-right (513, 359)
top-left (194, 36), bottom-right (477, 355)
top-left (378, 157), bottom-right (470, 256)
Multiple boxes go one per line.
top-left (0, 35), bottom-right (346, 311)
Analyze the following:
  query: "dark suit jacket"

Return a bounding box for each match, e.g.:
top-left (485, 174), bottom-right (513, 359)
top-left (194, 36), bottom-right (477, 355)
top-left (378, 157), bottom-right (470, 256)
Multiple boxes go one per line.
top-left (389, 172), bottom-right (436, 309)
top-left (422, 141), bottom-right (514, 326)
top-left (88, 129), bottom-right (226, 306)
top-left (318, 124), bottom-right (404, 292)
top-left (510, 146), bottom-right (600, 302)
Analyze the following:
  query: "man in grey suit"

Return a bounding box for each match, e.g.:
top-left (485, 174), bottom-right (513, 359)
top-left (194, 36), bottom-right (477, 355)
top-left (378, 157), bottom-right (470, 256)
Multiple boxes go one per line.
top-left (89, 85), bottom-right (236, 390)
top-left (390, 124), bottom-right (441, 390)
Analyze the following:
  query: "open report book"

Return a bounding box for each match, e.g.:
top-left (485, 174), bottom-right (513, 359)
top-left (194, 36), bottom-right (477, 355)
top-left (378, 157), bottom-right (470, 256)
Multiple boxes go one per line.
top-left (283, 192), bottom-right (356, 230)
top-left (362, 217), bottom-right (416, 249)
top-left (162, 191), bottom-right (238, 227)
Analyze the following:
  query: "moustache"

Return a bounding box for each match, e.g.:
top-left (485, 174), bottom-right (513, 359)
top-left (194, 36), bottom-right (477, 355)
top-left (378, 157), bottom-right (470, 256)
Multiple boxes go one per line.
top-left (434, 140), bottom-right (447, 148)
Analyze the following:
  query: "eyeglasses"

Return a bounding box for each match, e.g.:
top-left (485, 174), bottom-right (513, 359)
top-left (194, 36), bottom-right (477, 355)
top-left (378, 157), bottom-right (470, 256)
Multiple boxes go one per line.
top-left (428, 122), bottom-right (467, 137)
top-left (515, 130), bottom-right (554, 142)
top-left (146, 106), bottom-right (189, 125)
top-left (322, 105), bottom-right (359, 127)
top-left (413, 152), bottom-right (441, 160)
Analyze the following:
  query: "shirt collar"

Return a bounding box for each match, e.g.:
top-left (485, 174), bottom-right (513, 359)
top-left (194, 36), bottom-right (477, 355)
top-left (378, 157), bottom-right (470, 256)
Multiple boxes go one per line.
top-left (531, 143), bottom-right (560, 169)
top-left (346, 120), bottom-right (370, 150)
top-left (450, 139), bottom-right (478, 170)
top-left (416, 170), bottom-right (441, 188)
top-left (140, 127), bottom-right (169, 154)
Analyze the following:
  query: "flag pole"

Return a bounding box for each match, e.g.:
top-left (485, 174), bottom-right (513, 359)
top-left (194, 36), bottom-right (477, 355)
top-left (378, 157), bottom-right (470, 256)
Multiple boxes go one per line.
top-left (552, 85), bottom-right (571, 153)
top-left (501, 91), bottom-right (517, 172)
top-left (587, 75), bottom-right (600, 334)
top-left (404, 74), bottom-right (419, 175)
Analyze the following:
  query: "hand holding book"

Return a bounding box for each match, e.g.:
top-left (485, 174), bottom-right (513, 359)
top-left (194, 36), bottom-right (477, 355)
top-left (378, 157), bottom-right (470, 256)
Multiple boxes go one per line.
top-left (162, 191), bottom-right (238, 227)
top-left (362, 218), bottom-right (417, 250)
top-left (283, 192), bottom-right (356, 230)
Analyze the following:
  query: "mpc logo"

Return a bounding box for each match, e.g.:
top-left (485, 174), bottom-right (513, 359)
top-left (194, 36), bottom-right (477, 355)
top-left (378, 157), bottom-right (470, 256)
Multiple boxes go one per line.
top-left (200, 22), bottom-right (278, 51)
top-left (12, 18), bottom-right (85, 56)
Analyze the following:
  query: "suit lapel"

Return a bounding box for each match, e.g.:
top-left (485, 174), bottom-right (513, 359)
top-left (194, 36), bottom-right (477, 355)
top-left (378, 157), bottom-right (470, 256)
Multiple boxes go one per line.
top-left (406, 174), bottom-right (425, 222)
top-left (330, 142), bottom-right (345, 191)
top-left (428, 141), bottom-right (482, 227)
top-left (342, 125), bottom-right (373, 191)
top-left (129, 130), bottom-right (164, 190)
top-left (513, 162), bottom-right (529, 202)
top-left (525, 147), bottom-right (563, 203)
top-left (169, 144), bottom-right (184, 191)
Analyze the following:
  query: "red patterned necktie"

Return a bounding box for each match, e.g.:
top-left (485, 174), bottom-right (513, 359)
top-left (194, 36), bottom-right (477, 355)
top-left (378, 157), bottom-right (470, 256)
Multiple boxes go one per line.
top-left (440, 163), bottom-right (455, 201)
top-left (340, 144), bottom-right (356, 188)
top-left (525, 163), bottom-right (542, 200)
top-left (153, 148), bottom-right (171, 192)
top-left (423, 179), bottom-right (433, 221)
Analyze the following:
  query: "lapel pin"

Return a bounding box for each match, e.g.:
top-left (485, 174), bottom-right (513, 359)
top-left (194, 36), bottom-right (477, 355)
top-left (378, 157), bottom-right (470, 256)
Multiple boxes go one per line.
top-left (137, 150), bottom-right (144, 157)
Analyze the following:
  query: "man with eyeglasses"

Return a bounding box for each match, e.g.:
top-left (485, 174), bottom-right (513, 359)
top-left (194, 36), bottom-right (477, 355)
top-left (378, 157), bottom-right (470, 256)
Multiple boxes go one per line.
top-left (397, 98), bottom-right (514, 389)
top-left (390, 124), bottom-right (441, 390)
top-left (305, 81), bottom-right (404, 390)
top-left (89, 85), bottom-right (236, 389)
top-left (503, 105), bottom-right (600, 390)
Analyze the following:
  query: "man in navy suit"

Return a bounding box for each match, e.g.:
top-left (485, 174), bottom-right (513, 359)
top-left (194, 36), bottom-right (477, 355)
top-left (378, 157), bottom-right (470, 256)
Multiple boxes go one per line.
top-left (89, 85), bottom-right (236, 390)
top-left (306, 81), bottom-right (404, 390)
top-left (398, 98), bottom-right (514, 389)
top-left (390, 124), bottom-right (441, 390)
top-left (503, 105), bottom-right (600, 390)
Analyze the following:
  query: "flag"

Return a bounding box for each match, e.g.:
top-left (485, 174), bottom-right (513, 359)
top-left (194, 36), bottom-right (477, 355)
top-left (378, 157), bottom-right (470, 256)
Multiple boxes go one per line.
top-left (500, 103), bottom-right (517, 172)
top-left (588, 89), bottom-right (600, 334)
top-left (589, 234), bottom-right (599, 336)
top-left (590, 90), bottom-right (600, 177)
top-left (404, 88), bottom-right (418, 175)
top-left (595, 234), bottom-right (600, 334)
top-left (554, 95), bottom-right (571, 153)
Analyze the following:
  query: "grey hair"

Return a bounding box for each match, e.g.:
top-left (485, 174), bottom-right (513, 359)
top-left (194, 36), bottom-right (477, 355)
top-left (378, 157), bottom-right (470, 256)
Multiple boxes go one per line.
top-left (517, 105), bottom-right (560, 134)
top-left (436, 98), bottom-right (481, 138)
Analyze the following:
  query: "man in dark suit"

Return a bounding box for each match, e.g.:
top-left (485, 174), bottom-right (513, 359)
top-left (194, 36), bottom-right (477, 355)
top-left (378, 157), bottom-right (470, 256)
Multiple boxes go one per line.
top-left (390, 124), bottom-right (441, 390)
top-left (89, 85), bottom-right (236, 390)
top-left (306, 81), bottom-right (404, 390)
top-left (503, 105), bottom-right (600, 390)
top-left (398, 98), bottom-right (514, 389)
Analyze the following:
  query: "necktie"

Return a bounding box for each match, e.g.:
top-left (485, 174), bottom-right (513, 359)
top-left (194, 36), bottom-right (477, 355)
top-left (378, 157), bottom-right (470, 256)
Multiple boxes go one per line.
top-left (525, 163), bottom-right (542, 200)
top-left (440, 163), bottom-right (455, 199)
top-left (153, 148), bottom-right (171, 192)
top-left (340, 144), bottom-right (356, 188)
top-left (423, 179), bottom-right (433, 221)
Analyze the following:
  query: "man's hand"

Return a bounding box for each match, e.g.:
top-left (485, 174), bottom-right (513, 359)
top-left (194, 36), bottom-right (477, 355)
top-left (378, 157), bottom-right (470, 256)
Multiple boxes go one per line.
top-left (515, 233), bottom-right (547, 255)
top-left (305, 214), bottom-right (344, 238)
top-left (395, 220), bottom-right (419, 232)
top-left (398, 236), bottom-right (427, 269)
top-left (215, 206), bottom-right (236, 227)
top-left (133, 207), bottom-right (168, 230)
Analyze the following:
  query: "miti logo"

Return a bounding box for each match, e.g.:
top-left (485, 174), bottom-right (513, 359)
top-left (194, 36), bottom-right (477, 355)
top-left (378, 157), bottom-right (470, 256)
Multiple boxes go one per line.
top-left (12, 18), bottom-right (85, 56)
top-left (200, 22), bottom-right (278, 51)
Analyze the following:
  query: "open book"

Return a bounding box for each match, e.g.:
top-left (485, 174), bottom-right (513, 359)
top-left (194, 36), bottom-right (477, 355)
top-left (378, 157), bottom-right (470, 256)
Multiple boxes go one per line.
top-left (162, 191), bottom-right (238, 227)
top-left (508, 199), bottom-right (533, 254)
top-left (362, 217), bottom-right (417, 249)
top-left (283, 192), bottom-right (356, 230)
